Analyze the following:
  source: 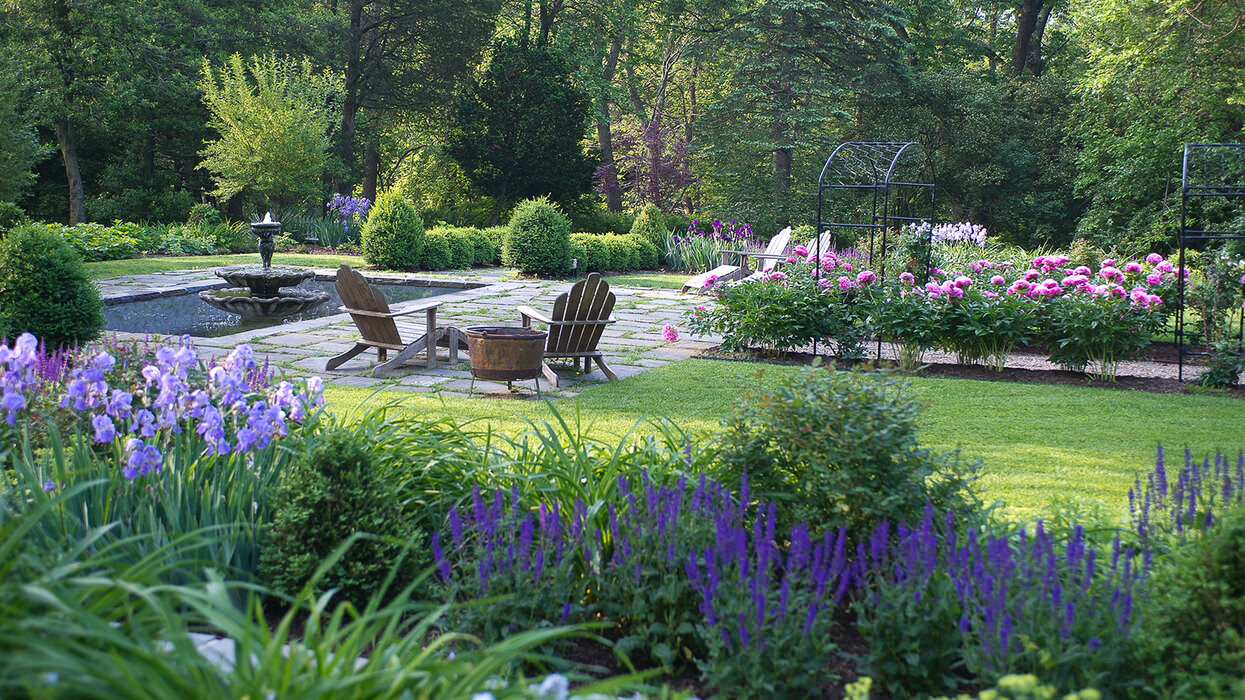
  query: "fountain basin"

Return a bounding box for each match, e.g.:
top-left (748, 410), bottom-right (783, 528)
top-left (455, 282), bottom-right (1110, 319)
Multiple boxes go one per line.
top-left (198, 287), bottom-right (330, 319)
top-left (215, 265), bottom-right (315, 299)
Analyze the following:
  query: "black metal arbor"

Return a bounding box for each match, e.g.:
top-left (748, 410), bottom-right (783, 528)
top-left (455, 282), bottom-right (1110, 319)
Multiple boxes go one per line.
top-left (1176, 143), bottom-right (1245, 381)
top-left (814, 141), bottom-right (936, 281)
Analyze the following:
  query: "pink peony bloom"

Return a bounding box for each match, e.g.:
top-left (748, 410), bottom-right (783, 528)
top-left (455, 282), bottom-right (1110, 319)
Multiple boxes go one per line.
top-left (1023, 269), bottom-right (1040, 282)
top-left (1157, 260), bottom-right (1173, 273)
top-left (768, 271), bottom-right (788, 282)
top-left (899, 271), bottom-right (916, 285)
top-left (842, 262), bottom-right (854, 273)
top-left (1099, 266), bottom-right (1124, 283)
top-left (947, 285), bottom-right (965, 299)
top-left (857, 270), bottom-right (877, 285)
top-left (1146, 273), bottom-right (1163, 286)
top-left (1124, 261), bottom-right (1143, 274)
top-left (1146, 253), bottom-right (1164, 265)
top-left (1061, 274), bottom-right (1089, 288)
top-left (662, 323), bottom-right (679, 343)
top-left (930, 267), bottom-right (946, 278)
top-left (694, 305), bottom-right (707, 313)
top-left (818, 278), bottom-right (832, 289)
top-left (1074, 266), bottom-right (1091, 276)
top-left (704, 274), bottom-right (719, 289)
top-left (954, 275), bottom-right (973, 289)
top-left (1102, 258), bottom-right (1117, 267)
top-left (794, 245), bottom-right (809, 257)
top-left (983, 291), bottom-right (999, 299)
top-left (990, 275), bottom-right (1006, 286)
top-left (785, 255), bottom-right (798, 264)
top-left (810, 268), bottom-right (820, 278)
top-left (838, 276), bottom-right (854, 291)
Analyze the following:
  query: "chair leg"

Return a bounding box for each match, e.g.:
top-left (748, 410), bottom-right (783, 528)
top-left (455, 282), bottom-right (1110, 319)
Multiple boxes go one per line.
top-left (326, 343), bottom-right (368, 371)
top-left (593, 355), bottom-right (619, 382)
top-left (373, 339), bottom-right (429, 377)
top-left (541, 362), bottom-right (560, 388)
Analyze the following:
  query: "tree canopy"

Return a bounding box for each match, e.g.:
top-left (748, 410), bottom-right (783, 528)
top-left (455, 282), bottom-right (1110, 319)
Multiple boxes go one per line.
top-left (0, 0), bottom-right (1240, 251)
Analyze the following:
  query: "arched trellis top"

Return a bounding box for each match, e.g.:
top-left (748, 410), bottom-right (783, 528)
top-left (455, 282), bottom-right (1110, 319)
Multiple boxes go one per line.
top-left (817, 141), bottom-right (924, 190)
top-left (814, 140), bottom-right (935, 267)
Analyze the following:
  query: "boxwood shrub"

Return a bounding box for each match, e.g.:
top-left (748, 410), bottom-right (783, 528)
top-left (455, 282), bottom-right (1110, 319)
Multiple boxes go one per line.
top-left (446, 228), bottom-right (476, 268)
top-left (262, 426), bottom-right (422, 606)
top-left (362, 190), bottom-right (425, 270)
top-left (505, 197), bottom-right (571, 276)
top-left (569, 233), bottom-right (658, 273)
top-left (421, 229), bottom-right (453, 270)
top-left (0, 224), bottom-right (104, 348)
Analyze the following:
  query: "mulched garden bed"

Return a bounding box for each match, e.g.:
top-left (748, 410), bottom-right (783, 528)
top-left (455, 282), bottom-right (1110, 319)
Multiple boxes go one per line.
top-left (695, 347), bottom-right (1245, 399)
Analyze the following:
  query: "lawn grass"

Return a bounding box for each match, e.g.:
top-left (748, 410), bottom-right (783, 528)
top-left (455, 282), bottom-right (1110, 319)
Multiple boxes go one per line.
top-left (323, 358), bottom-right (1245, 522)
top-left (86, 253), bottom-right (367, 280)
top-left (604, 272), bottom-right (687, 290)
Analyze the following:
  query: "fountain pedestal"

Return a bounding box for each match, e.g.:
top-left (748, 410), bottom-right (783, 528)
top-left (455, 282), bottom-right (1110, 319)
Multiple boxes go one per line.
top-left (197, 214), bottom-right (330, 319)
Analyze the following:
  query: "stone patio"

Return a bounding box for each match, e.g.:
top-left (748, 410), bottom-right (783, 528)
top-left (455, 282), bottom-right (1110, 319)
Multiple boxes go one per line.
top-left (100, 267), bottom-right (717, 399)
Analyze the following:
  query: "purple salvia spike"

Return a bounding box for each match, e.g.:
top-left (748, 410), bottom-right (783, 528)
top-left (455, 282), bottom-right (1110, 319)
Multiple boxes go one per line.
top-left (449, 507), bottom-right (464, 547)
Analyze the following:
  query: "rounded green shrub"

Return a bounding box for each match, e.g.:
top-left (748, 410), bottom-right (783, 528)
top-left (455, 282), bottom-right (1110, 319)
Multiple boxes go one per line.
top-left (713, 368), bottom-right (979, 533)
top-left (445, 228), bottom-right (476, 268)
top-left (261, 426), bottom-right (422, 606)
top-left (0, 225), bottom-right (104, 349)
top-left (570, 233), bottom-right (611, 272)
top-left (421, 229), bottom-right (453, 270)
top-left (362, 190), bottom-right (425, 270)
top-left (468, 228), bottom-right (501, 265)
top-left (629, 203), bottom-right (670, 251)
top-left (504, 197), bottom-right (571, 276)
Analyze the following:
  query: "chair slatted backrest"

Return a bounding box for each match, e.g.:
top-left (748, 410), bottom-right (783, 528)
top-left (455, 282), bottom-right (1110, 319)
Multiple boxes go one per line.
top-left (336, 265), bottom-right (403, 347)
top-left (547, 273), bottom-right (616, 355)
top-left (758, 227), bottom-right (793, 273)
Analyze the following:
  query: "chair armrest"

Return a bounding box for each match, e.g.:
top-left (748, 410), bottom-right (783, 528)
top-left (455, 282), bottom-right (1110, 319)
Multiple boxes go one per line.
top-left (748, 252), bottom-right (795, 261)
top-left (339, 300), bottom-right (440, 319)
top-left (518, 306), bottom-right (553, 325)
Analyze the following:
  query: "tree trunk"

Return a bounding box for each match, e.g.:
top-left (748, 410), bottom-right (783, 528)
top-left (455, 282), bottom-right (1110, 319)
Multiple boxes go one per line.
top-left (55, 120), bottom-right (85, 225)
top-left (339, 0), bottom-right (365, 188)
top-left (596, 33), bottom-right (624, 212)
top-left (1027, 3), bottom-right (1054, 76)
top-left (770, 10), bottom-right (797, 209)
top-left (362, 138), bottom-right (380, 202)
top-left (1012, 0), bottom-right (1042, 76)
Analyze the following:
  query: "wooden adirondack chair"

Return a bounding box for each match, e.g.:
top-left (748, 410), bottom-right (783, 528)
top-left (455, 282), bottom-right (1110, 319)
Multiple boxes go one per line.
top-left (326, 265), bottom-right (467, 377)
top-left (682, 227), bottom-right (792, 293)
top-left (518, 272), bottom-right (618, 387)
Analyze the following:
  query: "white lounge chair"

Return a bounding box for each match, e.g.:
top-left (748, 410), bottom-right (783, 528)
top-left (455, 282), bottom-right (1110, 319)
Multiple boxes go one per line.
top-left (682, 227), bottom-right (792, 293)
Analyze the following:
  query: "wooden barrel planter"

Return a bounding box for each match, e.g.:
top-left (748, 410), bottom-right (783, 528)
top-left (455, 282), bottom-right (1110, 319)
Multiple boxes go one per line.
top-left (464, 326), bottom-right (548, 395)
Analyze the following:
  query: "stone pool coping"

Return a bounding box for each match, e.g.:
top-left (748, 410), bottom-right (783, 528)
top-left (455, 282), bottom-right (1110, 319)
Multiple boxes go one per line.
top-left (101, 268), bottom-right (489, 306)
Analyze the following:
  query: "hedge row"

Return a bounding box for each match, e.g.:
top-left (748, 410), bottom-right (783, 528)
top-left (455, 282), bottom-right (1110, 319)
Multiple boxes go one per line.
top-left (570, 232), bottom-right (660, 272)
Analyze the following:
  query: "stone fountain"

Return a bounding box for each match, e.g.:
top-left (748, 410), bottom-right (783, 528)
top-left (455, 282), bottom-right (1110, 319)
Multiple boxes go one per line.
top-left (198, 213), bottom-right (330, 319)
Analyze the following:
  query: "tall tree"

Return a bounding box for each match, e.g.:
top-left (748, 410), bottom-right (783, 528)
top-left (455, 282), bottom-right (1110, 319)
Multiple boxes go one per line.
top-left (0, 0), bottom-right (148, 223)
top-left (1072, 0), bottom-right (1245, 251)
top-left (446, 41), bottom-right (596, 214)
top-left (199, 54), bottom-right (341, 212)
top-left (332, 0), bottom-right (500, 199)
top-left (696, 0), bottom-right (904, 230)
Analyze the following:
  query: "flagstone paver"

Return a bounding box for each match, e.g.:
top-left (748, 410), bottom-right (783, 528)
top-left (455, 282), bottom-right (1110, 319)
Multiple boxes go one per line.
top-left (98, 267), bottom-right (713, 399)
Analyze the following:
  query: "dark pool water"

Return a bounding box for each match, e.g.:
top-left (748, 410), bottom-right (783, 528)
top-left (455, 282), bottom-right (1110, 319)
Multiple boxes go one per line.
top-left (105, 279), bottom-right (458, 338)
